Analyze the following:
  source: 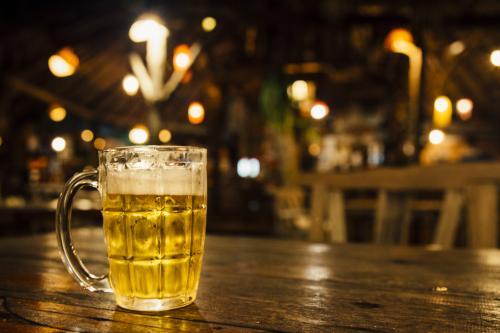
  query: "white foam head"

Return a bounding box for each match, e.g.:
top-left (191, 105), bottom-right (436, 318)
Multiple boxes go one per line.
top-left (105, 166), bottom-right (204, 196)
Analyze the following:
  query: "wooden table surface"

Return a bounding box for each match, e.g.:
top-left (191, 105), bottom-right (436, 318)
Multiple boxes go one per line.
top-left (1, 228), bottom-right (500, 332)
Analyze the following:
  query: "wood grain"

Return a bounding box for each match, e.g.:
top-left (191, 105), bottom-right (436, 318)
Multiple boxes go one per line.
top-left (301, 162), bottom-right (500, 190)
top-left (1, 228), bottom-right (500, 332)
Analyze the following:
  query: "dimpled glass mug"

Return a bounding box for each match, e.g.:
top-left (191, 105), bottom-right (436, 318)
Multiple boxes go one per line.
top-left (56, 146), bottom-right (207, 311)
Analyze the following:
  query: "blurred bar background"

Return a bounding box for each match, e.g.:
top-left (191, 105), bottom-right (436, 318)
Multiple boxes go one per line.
top-left (0, 0), bottom-right (499, 247)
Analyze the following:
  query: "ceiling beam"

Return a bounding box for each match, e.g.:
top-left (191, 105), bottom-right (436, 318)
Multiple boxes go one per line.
top-left (5, 76), bottom-right (208, 135)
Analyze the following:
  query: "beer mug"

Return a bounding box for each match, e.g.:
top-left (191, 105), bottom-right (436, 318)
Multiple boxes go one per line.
top-left (56, 146), bottom-right (207, 311)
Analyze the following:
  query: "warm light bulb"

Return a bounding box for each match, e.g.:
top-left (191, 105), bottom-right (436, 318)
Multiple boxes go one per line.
top-left (434, 96), bottom-right (451, 112)
top-left (158, 129), bottom-right (172, 143)
top-left (456, 98), bottom-right (473, 121)
top-left (80, 129), bottom-right (94, 142)
top-left (173, 45), bottom-right (192, 71)
top-left (490, 50), bottom-right (500, 67)
top-left (201, 17), bottom-right (217, 32)
top-left (188, 102), bottom-right (205, 125)
top-left (385, 28), bottom-right (414, 54)
top-left (129, 125), bottom-right (149, 144)
top-left (51, 137), bottom-right (66, 152)
top-left (122, 74), bottom-right (139, 96)
top-left (49, 105), bottom-right (67, 122)
top-left (290, 80), bottom-right (308, 101)
top-left (310, 101), bottom-right (329, 120)
top-left (48, 56), bottom-right (74, 77)
top-left (94, 137), bottom-right (106, 150)
top-left (129, 17), bottom-right (168, 43)
top-left (429, 129), bottom-right (445, 145)
top-left (48, 48), bottom-right (79, 77)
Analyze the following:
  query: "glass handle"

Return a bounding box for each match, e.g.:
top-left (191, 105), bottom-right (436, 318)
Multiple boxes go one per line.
top-left (55, 169), bottom-right (111, 293)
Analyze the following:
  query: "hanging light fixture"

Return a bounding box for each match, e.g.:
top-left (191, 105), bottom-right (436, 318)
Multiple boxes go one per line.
top-left (384, 28), bottom-right (414, 55)
top-left (48, 47), bottom-right (79, 77)
top-left (456, 98), bottom-right (473, 121)
top-left (129, 16), bottom-right (168, 43)
top-left (188, 102), bottom-right (205, 124)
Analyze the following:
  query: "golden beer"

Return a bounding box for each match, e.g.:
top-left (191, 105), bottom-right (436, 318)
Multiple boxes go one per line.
top-left (102, 193), bottom-right (206, 307)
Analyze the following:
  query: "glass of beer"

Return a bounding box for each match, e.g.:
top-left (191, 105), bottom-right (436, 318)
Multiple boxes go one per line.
top-left (56, 146), bottom-right (207, 311)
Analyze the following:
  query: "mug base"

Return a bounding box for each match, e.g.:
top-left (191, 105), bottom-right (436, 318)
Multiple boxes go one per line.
top-left (115, 293), bottom-right (196, 312)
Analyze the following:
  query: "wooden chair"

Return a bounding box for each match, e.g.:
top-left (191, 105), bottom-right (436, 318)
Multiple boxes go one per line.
top-left (301, 163), bottom-right (500, 248)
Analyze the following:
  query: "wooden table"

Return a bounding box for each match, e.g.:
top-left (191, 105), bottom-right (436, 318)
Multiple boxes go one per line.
top-left (1, 228), bottom-right (500, 332)
top-left (301, 162), bottom-right (500, 247)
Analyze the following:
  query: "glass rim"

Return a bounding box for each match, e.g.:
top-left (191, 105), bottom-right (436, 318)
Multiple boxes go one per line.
top-left (101, 145), bottom-right (207, 154)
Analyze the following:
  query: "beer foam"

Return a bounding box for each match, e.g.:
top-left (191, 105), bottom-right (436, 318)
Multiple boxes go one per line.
top-left (105, 167), bottom-right (204, 196)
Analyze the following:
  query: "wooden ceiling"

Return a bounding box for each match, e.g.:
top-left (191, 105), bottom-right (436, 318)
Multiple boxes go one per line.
top-left (1, 0), bottom-right (499, 137)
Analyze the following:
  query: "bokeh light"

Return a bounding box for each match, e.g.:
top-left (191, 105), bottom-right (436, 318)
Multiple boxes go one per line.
top-left (290, 80), bottom-right (308, 101)
top-left (308, 143), bottom-right (321, 156)
top-left (80, 129), bottom-right (94, 142)
top-left (490, 50), bottom-right (500, 67)
top-left (129, 125), bottom-right (149, 144)
top-left (433, 96), bottom-right (452, 128)
top-left (448, 41), bottom-right (465, 56)
top-left (434, 96), bottom-right (451, 112)
top-left (158, 129), bottom-right (172, 143)
top-left (49, 105), bottom-right (67, 122)
top-left (122, 74), bottom-right (139, 96)
top-left (48, 47), bottom-right (79, 77)
top-left (429, 129), bottom-right (445, 145)
top-left (173, 44), bottom-right (192, 71)
top-left (201, 17), bottom-right (217, 32)
top-left (237, 158), bottom-right (260, 178)
top-left (129, 17), bottom-right (168, 42)
top-left (385, 28), bottom-right (414, 54)
top-left (456, 98), bottom-right (473, 121)
top-left (188, 102), bottom-right (205, 125)
top-left (310, 101), bottom-right (329, 120)
top-left (51, 137), bottom-right (66, 152)
top-left (93, 137), bottom-right (106, 150)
